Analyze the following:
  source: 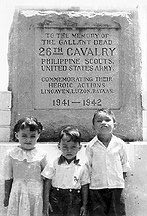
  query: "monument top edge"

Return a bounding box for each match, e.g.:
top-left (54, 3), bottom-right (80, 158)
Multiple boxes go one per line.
top-left (16, 9), bottom-right (134, 18)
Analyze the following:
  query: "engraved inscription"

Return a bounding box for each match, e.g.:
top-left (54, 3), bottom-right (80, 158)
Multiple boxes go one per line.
top-left (35, 28), bottom-right (120, 109)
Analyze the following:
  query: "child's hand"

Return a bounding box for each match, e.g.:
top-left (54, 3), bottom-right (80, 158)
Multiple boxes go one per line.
top-left (80, 205), bottom-right (87, 216)
top-left (48, 202), bottom-right (53, 213)
top-left (43, 202), bottom-right (53, 216)
top-left (3, 197), bottom-right (9, 207)
top-left (43, 210), bottom-right (49, 216)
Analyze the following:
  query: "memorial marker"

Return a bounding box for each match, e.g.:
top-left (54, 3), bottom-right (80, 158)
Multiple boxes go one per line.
top-left (9, 10), bottom-right (142, 141)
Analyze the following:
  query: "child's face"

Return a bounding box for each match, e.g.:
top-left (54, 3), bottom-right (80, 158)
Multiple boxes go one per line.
top-left (15, 127), bottom-right (40, 150)
top-left (58, 135), bottom-right (81, 161)
top-left (93, 111), bottom-right (116, 135)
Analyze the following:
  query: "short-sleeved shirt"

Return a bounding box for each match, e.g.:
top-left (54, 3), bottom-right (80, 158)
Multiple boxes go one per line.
top-left (41, 155), bottom-right (90, 189)
top-left (86, 135), bottom-right (130, 189)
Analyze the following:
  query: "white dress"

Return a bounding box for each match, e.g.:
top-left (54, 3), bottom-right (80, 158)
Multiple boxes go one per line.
top-left (4, 146), bottom-right (48, 216)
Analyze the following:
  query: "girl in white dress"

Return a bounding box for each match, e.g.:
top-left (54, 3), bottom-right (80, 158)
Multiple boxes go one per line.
top-left (3, 117), bottom-right (48, 216)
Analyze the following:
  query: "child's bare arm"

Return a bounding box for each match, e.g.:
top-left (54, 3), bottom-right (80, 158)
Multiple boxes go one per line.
top-left (80, 184), bottom-right (89, 216)
top-left (43, 178), bottom-right (53, 216)
top-left (4, 179), bottom-right (13, 207)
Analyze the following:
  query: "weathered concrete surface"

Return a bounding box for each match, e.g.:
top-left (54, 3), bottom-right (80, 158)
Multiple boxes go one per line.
top-left (0, 142), bottom-right (147, 216)
top-left (0, 92), bottom-right (11, 141)
top-left (8, 9), bottom-right (142, 142)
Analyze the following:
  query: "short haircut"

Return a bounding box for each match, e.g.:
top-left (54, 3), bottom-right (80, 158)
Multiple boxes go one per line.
top-left (92, 108), bottom-right (116, 125)
top-left (59, 126), bottom-right (81, 144)
top-left (14, 117), bottom-right (43, 134)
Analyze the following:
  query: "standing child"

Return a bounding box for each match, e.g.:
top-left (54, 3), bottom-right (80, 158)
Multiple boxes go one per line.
top-left (86, 108), bottom-right (130, 216)
top-left (42, 126), bottom-right (90, 216)
top-left (3, 117), bottom-right (48, 216)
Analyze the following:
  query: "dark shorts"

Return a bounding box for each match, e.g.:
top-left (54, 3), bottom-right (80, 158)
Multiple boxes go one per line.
top-left (49, 187), bottom-right (82, 216)
top-left (88, 188), bottom-right (126, 216)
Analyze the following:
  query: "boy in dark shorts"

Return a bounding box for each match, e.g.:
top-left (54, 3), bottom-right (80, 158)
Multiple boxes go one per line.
top-left (86, 108), bottom-right (130, 216)
top-left (42, 126), bottom-right (90, 216)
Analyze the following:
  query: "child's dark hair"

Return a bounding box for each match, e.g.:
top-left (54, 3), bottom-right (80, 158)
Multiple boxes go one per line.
top-left (92, 108), bottom-right (116, 125)
top-left (14, 117), bottom-right (43, 135)
top-left (59, 126), bottom-right (81, 144)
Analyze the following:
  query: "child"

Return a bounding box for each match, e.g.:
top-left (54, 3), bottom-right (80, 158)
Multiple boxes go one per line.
top-left (3, 117), bottom-right (48, 216)
top-left (42, 126), bottom-right (90, 216)
top-left (86, 108), bottom-right (130, 216)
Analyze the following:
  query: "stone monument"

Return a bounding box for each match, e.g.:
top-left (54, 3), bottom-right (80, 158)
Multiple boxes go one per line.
top-left (8, 8), bottom-right (142, 141)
